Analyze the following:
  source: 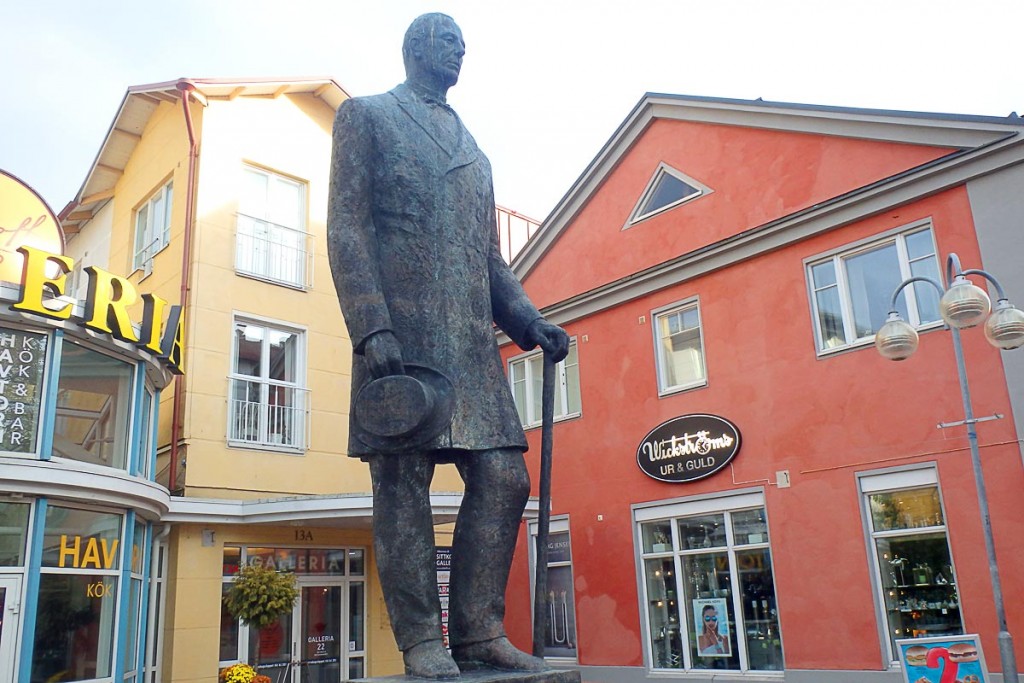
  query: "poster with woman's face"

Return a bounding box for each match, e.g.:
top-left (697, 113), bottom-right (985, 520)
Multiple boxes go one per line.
top-left (693, 598), bottom-right (731, 657)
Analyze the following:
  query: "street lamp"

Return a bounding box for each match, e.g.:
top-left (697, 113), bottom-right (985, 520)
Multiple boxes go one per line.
top-left (875, 253), bottom-right (1023, 681)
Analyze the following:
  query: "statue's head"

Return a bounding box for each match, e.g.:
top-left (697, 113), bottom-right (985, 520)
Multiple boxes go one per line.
top-left (403, 13), bottom-right (465, 92)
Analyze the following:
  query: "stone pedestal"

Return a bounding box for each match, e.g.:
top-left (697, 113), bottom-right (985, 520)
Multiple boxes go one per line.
top-left (349, 669), bottom-right (582, 683)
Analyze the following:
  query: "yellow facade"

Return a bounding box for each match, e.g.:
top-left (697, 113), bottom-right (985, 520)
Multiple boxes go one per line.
top-left (61, 79), bottom-right (468, 683)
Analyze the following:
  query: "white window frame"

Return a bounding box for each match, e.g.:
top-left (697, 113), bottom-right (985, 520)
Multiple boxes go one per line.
top-left (626, 162), bottom-right (712, 227)
top-left (805, 220), bottom-right (943, 355)
top-left (652, 298), bottom-right (708, 396)
top-left (633, 490), bottom-right (784, 674)
top-left (235, 165), bottom-right (311, 289)
top-left (507, 339), bottom-right (580, 429)
top-left (528, 517), bottom-right (578, 663)
top-left (133, 181), bottom-right (173, 275)
top-left (227, 315), bottom-right (309, 453)
top-left (857, 465), bottom-right (964, 666)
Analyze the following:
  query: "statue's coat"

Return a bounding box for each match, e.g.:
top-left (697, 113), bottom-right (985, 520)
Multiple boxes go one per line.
top-left (328, 83), bottom-right (541, 457)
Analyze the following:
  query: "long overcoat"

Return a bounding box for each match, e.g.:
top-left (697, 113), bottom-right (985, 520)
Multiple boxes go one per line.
top-left (327, 83), bottom-right (541, 457)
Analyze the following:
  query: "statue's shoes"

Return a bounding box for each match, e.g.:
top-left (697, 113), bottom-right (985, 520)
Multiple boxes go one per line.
top-left (452, 636), bottom-right (548, 672)
top-left (403, 639), bottom-right (461, 680)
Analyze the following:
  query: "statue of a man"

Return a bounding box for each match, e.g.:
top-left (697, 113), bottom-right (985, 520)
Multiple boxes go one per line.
top-left (327, 12), bottom-right (569, 680)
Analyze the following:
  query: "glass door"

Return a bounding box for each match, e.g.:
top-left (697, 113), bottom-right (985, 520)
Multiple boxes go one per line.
top-left (250, 580), bottom-right (365, 683)
top-left (0, 576), bottom-right (22, 683)
top-left (298, 585), bottom-right (342, 683)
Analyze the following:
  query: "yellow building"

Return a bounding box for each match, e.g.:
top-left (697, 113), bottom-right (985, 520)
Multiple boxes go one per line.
top-left (53, 77), bottom-right (472, 683)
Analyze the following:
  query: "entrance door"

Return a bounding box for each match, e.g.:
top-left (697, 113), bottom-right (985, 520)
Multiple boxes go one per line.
top-left (252, 580), bottom-right (365, 683)
top-left (0, 576), bottom-right (22, 683)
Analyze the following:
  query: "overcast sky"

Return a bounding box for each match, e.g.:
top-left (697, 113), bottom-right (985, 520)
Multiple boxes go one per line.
top-left (3, 0), bottom-right (1021, 221)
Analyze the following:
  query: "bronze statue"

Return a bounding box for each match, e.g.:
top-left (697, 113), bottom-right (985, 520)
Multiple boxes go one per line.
top-left (328, 12), bottom-right (569, 680)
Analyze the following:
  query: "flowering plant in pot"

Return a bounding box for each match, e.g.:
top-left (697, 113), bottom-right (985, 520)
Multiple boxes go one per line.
top-left (223, 564), bottom-right (299, 670)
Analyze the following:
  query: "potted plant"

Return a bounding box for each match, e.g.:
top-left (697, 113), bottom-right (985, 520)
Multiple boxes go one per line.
top-left (219, 662), bottom-right (271, 683)
top-left (223, 564), bottom-right (300, 670)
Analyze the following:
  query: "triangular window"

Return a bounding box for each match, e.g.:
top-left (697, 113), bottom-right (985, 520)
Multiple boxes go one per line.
top-left (627, 163), bottom-right (712, 226)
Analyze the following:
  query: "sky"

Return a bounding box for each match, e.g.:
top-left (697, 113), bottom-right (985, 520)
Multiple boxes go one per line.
top-left (2, 0), bottom-right (1022, 222)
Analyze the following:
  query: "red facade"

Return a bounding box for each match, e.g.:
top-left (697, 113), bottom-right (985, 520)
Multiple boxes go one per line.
top-left (501, 96), bottom-right (1024, 681)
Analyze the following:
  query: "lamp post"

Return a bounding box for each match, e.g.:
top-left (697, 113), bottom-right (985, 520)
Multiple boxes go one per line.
top-left (875, 253), bottom-right (1024, 682)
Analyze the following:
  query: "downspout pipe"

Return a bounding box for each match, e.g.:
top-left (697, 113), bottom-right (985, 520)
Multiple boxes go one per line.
top-left (169, 79), bottom-right (199, 495)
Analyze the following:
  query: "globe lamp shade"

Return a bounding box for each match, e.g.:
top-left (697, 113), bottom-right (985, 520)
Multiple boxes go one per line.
top-left (939, 276), bottom-right (991, 329)
top-left (984, 299), bottom-right (1024, 350)
top-left (876, 313), bottom-right (920, 361)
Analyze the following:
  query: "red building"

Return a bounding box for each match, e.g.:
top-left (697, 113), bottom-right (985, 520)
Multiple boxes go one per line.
top-left (500, 94), bottom-right (1024, 683)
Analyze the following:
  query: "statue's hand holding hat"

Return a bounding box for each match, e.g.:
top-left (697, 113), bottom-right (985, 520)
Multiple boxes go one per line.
top-left (352, 364), bottom-right (455, 452)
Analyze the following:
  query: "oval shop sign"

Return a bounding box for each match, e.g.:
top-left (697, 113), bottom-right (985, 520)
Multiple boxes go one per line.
top-left (637, 414), bottom-right (741, 483)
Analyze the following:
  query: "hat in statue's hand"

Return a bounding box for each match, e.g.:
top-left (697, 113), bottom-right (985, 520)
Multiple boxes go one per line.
top-left (352, 363), bottom-right (455, 452)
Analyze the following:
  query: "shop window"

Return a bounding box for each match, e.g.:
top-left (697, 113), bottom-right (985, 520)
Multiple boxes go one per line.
top-left (53, 342), bottom-right (134, 470)
top-left (529, 519), bottom-right (578, 660)
top-left (628, 163), bottom-right (710, 226)
top-left (236, 166), bottom-right (310, 288)
top-left (135, 388), bottom-right (156, 479)
top-left (807, 222), bottom-right (941, 353)
top-left (860, 467), bottom-right (963, 663)
top-left (144, 540), bottom-right (167, 683)
top-left (653, 301), bottom-right (706, 395)
top-left (133, 180), bottom-right (173, 274)
top-left (228, 318), bottom-right (308, 451)
top-left (124, 522), bottom-right (147, 683)
top-left (220, 546), bottom-right (366, 677)
top-left (33, 505), bottom-right (124, 682)
top-left (636, 494), bottom-right (783, 673)
top-left (508, 340), bottom-right (580, 428)
top-left (0, 326), bottom-right (48, 454)
top-left (0, 501), bottom-right (30, 566)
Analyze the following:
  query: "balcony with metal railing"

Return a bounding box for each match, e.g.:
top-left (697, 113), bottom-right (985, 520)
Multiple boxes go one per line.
top-left (227, 378), bottom-right (310, 451)
top-left (235, 214), bottom-right (311, 288)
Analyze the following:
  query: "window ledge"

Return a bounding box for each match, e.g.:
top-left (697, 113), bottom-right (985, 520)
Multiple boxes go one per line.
top-left (235, 269), bottom-right (308, 291)
top-left (522, 412), bottom-right (581, 432)
top-left (657, 379), bottom-right (708, 398)
top-left (815, 320), bottom-right (945, 359)
top-left (226, 440), bottom-right (306, 456)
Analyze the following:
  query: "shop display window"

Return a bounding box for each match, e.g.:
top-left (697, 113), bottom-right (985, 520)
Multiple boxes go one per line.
top-left (33, 505), bottom-right (124, 683)
top-left (862, 472), bottom-right (963, 662)
top-left (220, 545), bottom-right (367, 678)
top-left (0, 326), bottom-right (48, 454)
top-left (0, 501), bottom-right (30, 566)
top-left (54, 342), bottom-right (134, 470)
top-left (529, 521), bottom-right (578, 660)
top-left (638, 500), bottom-right (783, 673)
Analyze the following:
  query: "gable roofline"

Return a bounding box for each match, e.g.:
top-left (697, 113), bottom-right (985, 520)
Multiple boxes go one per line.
top-left (60, 77), bottom-right (350, 235)
top-left (511, 92), bottom-right (1024, 281)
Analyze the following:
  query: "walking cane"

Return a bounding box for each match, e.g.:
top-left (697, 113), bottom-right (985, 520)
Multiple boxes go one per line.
top-left (532, 351), bottom-right (556, 657)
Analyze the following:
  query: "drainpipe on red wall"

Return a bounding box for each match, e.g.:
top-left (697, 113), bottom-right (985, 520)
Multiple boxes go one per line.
top-left (168, 79), bottom-right (199, 495)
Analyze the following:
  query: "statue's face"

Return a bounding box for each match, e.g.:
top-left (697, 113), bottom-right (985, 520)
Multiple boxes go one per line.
top-left (414, 17), bottom-right (465, 89)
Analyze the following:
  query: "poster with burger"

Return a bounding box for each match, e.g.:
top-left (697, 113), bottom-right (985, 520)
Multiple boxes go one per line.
top-left (897, 635), bottom-right (988, 683)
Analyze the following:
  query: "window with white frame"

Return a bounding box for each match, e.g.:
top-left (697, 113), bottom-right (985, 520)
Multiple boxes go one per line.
top-left (628, 163), bottom-right (711, 226)
top-left (228, 318), bottom-right (308, 451)
top-left (860, 467), bottom-right (963, 664)
top-left (133, 181), bottom-right (173, 274)
top-left (508, 341), bottom-right (580, 428)
top-left (236, 166), bottom-right (309, 288)
top-left (636, 492), bottom-right (783, 673)
top-left (807, 222), bottom-right (942, 353)
top-left (654, 301), bottom-right (706, 394)
top-left (529, 519), bottom-right (578, 660)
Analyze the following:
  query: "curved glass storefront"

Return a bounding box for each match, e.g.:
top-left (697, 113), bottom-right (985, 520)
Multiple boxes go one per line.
top-left (0, 316), bottom-right (173, 683)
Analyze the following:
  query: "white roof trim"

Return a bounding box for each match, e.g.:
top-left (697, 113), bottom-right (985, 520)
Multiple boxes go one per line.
top-left (513, 94), bottom-right (1024, 282)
